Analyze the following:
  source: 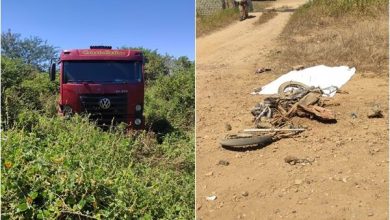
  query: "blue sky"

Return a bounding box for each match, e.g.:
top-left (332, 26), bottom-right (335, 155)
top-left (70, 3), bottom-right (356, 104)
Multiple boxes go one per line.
top-left (2, 0), bottom-right (195, 60)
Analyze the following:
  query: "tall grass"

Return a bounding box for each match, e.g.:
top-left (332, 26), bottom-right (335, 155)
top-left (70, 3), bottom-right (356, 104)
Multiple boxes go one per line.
top-left (274, 0), bottom-right (388, 74)
top-left (196, 2), bottom-right (273, 37)
top-left (196, 8), bottom-right (239, 37)
top-left (287, 0), bottom-right (389, 32)
top-left (299, 0), bottom-right (387, 17)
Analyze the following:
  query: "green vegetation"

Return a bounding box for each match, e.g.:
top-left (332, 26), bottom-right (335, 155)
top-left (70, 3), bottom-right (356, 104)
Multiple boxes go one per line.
top-left (2, 115), bottom-right (194, 219)
top-left (1, 57), bottom-right (59, 129)
top-left (1, 30), bottom-right (57, 71)
top-left (120, 47), bottom-right (171, 81)
top-left (145, 63), bottom-right (194, 131)
top-left (275, 0), bottom-right (388, 74)
top-left (196, 2), bottom-right (272, 37)
top-left (1, 33), bottom-right (195, 219)
top-left (196, 8), bottom-right (239, 37)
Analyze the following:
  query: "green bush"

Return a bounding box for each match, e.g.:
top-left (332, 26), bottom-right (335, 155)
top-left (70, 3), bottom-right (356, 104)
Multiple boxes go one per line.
top-left (145, 65), bottom-right (195, 131)
top-left (119, 47), bottom-right (172, 82)
top-left (3, 71), bottom-right (58, 128)
top-left (1, 56), bottom-right (36, 92)
top-left (1, 47), bottom-right (195, 219)
top-left (2, 114), bottom-right (194, 219)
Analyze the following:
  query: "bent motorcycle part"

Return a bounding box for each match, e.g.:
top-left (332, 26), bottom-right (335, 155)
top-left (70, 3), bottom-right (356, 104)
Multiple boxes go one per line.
top-left (298, 104), bottom-right (336, 121)
top-left (243, 128), bottom-right (305, 132)
top-left (278, 81), bottom-right (310, 98)
top-left (220, 135), bottom-right (274, 150)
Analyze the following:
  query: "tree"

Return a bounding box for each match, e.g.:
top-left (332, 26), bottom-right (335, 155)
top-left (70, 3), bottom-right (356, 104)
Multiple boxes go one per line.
top-left (120, 46), bottom-right (171, 81)
top-left (175, 56), bottom-right (193, 70)
top-left (1, 29), bottom-right (58, 70)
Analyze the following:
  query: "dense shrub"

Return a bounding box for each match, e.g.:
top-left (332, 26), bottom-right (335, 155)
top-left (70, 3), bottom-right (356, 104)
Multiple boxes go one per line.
top-left (120, 47), bottom-right (172, 81)
top-left (1, 49), bottom-right (195, 219)
top-left (1, 56), bottom-right (36, 92)
top-left (145, 64), bottom-right (195, 131)
top-left (2, 66), bottom-right (58, 128)
top-left (2, 115), bottom-right (194, 219)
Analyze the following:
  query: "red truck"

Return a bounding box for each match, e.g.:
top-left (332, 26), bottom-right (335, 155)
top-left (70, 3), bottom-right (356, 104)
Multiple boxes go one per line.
top-left (49, 46), bottom-right (145, 128)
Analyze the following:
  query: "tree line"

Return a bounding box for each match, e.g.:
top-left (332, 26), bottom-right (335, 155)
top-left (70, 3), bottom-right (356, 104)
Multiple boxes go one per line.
top-left (1, 29), bottom-right (193, 81)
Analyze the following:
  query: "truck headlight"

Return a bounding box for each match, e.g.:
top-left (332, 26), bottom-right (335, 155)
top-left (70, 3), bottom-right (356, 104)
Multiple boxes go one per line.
top-left (134, 118), bottom-right (142, 125)
top-left (135, 104), bottom-right (142, 111)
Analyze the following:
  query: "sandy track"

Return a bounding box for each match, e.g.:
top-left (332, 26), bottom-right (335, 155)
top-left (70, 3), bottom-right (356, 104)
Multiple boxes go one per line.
top-left (196, 1), bottom-right (388, 219)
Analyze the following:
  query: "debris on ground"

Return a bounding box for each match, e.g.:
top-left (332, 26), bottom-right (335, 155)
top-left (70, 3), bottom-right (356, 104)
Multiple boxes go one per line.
top-left (241, 191), bottom-right (249, 197)
top-left (292, 65), bottom-right (304, 71)
top-left (205, 171), bottom-right (214, 177)
top-left (294, 179), bottom-right (303, 185)
top-left (225, 123), bottom-right (232, 131)
top-left (251, 87), bottom-right (263, 95)
top-left (217, 160), bottom-right (230, 166)
top-left (284, 156), bottom-right (313, 165)
top-left (222, 67), bottom-right (354, 150)
top-left (369, 148), bottom-right (380, 155)
top-left (206, 195), bottom-right (217, 201)
top-left (367, 105), bottom-right (383, 118)
top-left (251, 81), bottom-right (337, 128)
top-left (221, 81), bottom-right (337, 149)
top-left (255, 67), bottom-right (272, 74)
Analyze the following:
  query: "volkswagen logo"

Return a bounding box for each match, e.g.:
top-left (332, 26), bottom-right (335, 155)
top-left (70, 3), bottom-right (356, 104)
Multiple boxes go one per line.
top-left (99, 98), bottom-right (111, 109)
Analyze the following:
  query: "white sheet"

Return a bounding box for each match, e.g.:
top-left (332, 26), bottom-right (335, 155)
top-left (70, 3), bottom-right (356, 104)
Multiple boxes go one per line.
top-left (257, 65), bottom-right (356, 97)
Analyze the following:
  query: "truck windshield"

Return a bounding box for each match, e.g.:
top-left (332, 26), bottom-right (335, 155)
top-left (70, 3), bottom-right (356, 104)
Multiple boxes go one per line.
top-left (63, 61), bottom-right (142, 83)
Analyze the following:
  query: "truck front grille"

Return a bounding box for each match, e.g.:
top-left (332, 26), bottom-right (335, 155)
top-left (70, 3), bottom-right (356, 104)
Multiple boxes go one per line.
top-left (80, 93), bottom-right (128, 126)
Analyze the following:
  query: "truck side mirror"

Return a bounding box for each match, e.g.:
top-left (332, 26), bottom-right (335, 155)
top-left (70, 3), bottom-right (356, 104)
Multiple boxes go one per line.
top-left (49, 63), bottom-right (56, 81)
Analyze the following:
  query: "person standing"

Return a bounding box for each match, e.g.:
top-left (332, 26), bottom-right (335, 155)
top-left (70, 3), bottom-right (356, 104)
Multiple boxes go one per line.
top-left (235, 0), bottom-right (248, 21)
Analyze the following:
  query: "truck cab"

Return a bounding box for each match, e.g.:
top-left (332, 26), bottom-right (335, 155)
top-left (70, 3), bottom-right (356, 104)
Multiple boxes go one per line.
top-left (49, 46), bottom-right (145, 128)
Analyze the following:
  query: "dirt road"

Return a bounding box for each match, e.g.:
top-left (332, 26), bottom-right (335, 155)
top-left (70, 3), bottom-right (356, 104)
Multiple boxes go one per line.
top-left (196, 1), bottom-right (388, 219)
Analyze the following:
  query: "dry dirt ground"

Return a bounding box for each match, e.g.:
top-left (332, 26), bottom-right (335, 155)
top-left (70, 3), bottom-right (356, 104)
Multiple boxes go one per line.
top-left (196, 1), bottom-right (389, 219)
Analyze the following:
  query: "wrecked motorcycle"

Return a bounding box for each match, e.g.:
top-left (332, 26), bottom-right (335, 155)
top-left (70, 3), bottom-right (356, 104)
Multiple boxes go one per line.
top-left (220, 81), bottom-right (338, 150)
